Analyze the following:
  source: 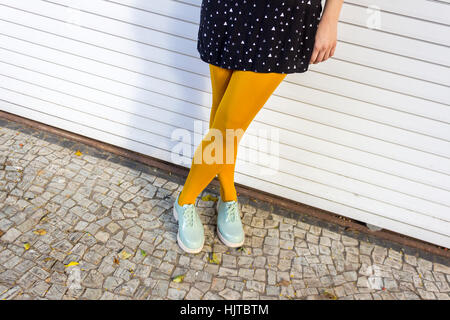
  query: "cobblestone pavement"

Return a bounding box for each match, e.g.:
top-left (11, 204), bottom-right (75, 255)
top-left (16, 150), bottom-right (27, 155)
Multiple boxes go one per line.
top-left (0, 119), bottom-right (449, 300)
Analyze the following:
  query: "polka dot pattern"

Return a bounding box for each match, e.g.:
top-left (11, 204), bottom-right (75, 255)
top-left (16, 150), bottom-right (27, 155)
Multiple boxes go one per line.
top-left (197, 0), bottom-right (323, 74)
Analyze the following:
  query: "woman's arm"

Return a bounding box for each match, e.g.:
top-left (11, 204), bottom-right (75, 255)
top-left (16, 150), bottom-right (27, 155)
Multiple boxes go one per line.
top-left (310, 0), bottom-right (344, 64)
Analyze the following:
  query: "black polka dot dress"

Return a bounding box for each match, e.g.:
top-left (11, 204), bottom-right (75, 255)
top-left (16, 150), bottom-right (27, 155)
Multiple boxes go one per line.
top-left (197, 0), bottom-right (323, 74)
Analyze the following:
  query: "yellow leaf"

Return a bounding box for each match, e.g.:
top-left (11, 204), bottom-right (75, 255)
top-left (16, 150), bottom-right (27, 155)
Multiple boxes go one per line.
top-left (75, 150), bottom-right (83, 156)
top-left (172, 275), bottom-right (185, 283)
top-left (201, 194), bottom-right (218, 202)
top-left (33, 229), bottom-right (47, 236)
top-left (119, 250), bottom-right (132, 260)
top-left (24, 243), bottom-right (30, 250)
top-left (208, 252), bottom-right (220, 265)
top-left (322, 290), bottom-right (337, 300)
top-left (64, 261), bottom-right (79, 267)
top-left (237, 246), bottom-right (249, 254)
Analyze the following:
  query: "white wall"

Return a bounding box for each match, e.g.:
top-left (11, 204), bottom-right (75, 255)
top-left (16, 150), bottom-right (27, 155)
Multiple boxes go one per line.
top-left (0, 0), bottom-right (449, 248)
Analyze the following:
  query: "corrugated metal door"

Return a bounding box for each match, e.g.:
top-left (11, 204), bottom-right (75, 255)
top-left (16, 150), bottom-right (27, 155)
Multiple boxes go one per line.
top-left (0, 0), bottom-right (449, 248)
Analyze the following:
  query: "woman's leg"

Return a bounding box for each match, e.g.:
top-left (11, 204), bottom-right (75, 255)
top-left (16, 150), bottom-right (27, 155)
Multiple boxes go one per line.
top-left (177, 69), bottom-right (287, 206)
top-left (207, 64), bottom-right (238, 202)
top-left (208, 64), bottom-right (234, 129)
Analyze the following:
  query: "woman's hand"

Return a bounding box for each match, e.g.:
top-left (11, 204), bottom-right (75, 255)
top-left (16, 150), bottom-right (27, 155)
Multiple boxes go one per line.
top-left (310, 17), bottom-right (337, 64)
top-left (309, 0), bottom-right (343, 64)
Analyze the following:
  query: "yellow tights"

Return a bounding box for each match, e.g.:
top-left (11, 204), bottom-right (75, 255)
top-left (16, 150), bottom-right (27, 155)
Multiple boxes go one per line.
top-left (177, 64), bottom-right (287, 206)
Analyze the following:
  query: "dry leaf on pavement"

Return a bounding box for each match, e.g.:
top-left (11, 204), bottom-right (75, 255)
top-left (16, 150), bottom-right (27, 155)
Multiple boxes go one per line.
top-left (201, 194), bottom-right (218, 202)
top-left (119, 250), bottom-right (132, 260)
top-left (64, 261), bottom-right (79, 268)
top-left (172, 275), bottom-right (185, 283)
top-left (208, 252), bottom-right (220, 264)
top-left (33, 229), bottom-right (47, 236)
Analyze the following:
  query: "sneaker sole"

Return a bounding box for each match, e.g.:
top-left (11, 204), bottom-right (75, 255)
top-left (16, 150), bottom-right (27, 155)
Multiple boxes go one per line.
top-left (173, 205), bottom-right (204, 254)
top-left (215, 200), bottom-right (245, 248)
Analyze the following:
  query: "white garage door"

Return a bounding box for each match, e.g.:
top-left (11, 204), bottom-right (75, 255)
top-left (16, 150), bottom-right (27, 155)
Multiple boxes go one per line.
top-left (0, 0), bottom-right (449, 248)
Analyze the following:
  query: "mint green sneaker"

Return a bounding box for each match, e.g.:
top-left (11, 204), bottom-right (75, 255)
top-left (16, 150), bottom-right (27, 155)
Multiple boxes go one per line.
top-left (173, 194), bottom-right (204, 254)
top-left (215, 196), bottom-right (245, 247)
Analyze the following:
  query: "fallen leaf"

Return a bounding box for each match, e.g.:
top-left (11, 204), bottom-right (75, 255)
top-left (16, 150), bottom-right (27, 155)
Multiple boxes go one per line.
top-left (208, 252), bottom-right (220, 265)
top-left (201, 194), bottom-right (218, 202)
top-left (236, 246), bottom-right (250, 254)
top-left (64, 261), bottom-right (79, 267)
top-left (322, 290), bottom-right (337, 300)
top-left (172, 275), bottom-right (185, 283)
top-left (140, 249), bottom-right (147, 257)
top-left (33, 229), bottom-right (47, 236)
top-left (119, 250), bottom-right (132, 260)
top-left (75, 150), bottom-right (83, 156)
top-left (113, 257), bottom-right (120, 265)
top-left (24, 243), bottom-right (30, 250)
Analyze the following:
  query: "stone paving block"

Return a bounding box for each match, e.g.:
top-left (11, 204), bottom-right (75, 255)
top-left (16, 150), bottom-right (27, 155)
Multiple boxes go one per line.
top-left (434, 263), bottom-right (450, 275)
top-left (226, 279), bottom-right (244, 292)
top-left (185, 287), bottom-right (203, 299)
top-left (167, 287), bottom-right (187, 300)
top-left (95, 231), bottom-right (110, 243)
top-left (115, 278), bottom-right (140, 296)
top-left (29, 280), bottom-right (50, 297)
top-left (104, 276), bottom-right (124, 291)
top-left (43, 283), bottom-right (66, 299)
top-left (194, 281), bottom-right (211, 293)
top-left (1, 228), bottom-right (21, 242)
top-left (210, 277), bottom-right (226, 292)
top-left (219, 288), bottom-right (240, 300)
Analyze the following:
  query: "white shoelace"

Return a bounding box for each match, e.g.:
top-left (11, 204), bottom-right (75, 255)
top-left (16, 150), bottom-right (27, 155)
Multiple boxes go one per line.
top-left (225, 201), bottom-right (239, 223)
top-left (183, 204), bottom-right (196, 227)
